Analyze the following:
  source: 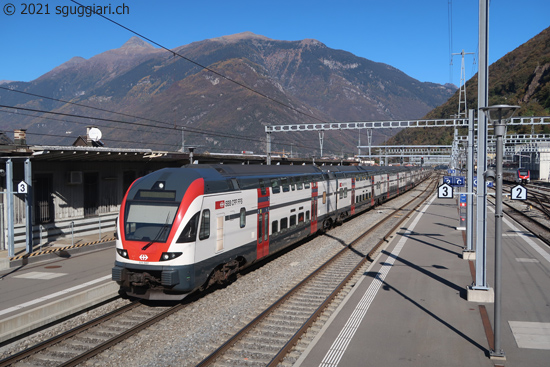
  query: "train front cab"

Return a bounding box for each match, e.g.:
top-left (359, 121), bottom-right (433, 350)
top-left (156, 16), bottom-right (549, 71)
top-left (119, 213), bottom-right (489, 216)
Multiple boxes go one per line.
top-left (112, 168), bottom-right (208, 300)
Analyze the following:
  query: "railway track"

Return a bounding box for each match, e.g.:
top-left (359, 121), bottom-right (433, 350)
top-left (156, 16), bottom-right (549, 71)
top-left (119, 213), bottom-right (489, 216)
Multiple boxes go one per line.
top-left (524, 184), bottom-right (550, 220)
top-left (196, 176), bottom-right (438, 367)
top-left (497, 182), bottom-right (550, 247)
top-left (0, 300), bottom-right (186, 367)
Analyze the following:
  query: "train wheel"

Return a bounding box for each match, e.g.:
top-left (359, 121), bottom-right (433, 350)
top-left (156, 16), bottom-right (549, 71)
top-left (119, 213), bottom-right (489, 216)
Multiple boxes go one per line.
top-left (201, 259), bottom-right (242, 290)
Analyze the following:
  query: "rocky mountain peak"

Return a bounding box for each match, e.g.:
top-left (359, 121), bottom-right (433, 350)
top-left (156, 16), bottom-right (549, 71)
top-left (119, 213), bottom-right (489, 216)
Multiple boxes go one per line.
top-left (210, 31), bottom-right (272, 44)
top-left (120, 36), bottom-right (155, 49)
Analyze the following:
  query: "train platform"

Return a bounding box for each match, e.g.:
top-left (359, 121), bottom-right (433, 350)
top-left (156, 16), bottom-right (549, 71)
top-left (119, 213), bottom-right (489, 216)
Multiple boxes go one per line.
top-left (0, 234), bottom-right (117, 343)
top-left (0, 232), bottom-right (115, 270)
top-left (293, 194), bottom-right (550, 367)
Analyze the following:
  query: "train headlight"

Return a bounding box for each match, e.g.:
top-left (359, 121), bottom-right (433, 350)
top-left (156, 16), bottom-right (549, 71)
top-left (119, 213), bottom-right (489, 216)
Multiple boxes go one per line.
top-left (160, 252), bottom-right (183, 261)
top-left (117, 249), bottom-right (129, 259)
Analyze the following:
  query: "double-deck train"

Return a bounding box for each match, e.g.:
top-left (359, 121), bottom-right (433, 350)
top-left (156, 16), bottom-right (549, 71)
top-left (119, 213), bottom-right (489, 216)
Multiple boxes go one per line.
top-left (503, 168), bottom-right (530, 184)
top-left (112, 164), bottom-right (430, 300)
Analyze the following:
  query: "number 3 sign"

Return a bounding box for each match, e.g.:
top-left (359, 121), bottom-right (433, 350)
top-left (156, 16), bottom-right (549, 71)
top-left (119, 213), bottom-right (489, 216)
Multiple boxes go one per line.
top-left (438, 183), bottom-right (453, 199)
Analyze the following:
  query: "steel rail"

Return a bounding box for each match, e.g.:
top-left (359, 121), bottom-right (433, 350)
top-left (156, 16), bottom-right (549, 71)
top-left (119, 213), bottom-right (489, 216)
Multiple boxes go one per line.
top-left (196, 175), bottom-right (437, 367)
top-left (59, 303), bottom-right (187, 367)
top-left (500, 201), bottom-right (550, 247)
top-left (489, 186), bottom-right (550, 248)
top-left (0, 301), bottom-right (140, 367)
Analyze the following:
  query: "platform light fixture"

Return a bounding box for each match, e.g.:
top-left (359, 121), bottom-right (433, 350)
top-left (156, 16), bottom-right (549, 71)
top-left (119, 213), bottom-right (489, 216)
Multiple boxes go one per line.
top-left (480, 104), bottom-right (520, 359)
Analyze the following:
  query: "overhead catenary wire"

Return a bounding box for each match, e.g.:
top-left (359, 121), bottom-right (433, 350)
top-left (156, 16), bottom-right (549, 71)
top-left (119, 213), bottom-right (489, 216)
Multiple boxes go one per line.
top-left (0, 105), bottom-right (324, 153)
top-left (0, 86), bottom-right (257, 142)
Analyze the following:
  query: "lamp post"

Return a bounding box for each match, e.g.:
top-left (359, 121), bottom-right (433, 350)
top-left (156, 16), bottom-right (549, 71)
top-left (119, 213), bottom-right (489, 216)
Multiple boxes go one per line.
top-left (480, 104), bottom-right (519, 359)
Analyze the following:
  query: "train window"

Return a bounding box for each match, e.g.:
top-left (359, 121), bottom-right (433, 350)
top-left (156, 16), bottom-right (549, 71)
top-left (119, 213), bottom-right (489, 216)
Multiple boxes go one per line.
top-left (290, 215), bottom-right (297, 227)
top-left (259, 179), bottom-right (267, 196)
top-left (258, 215), bottom-right (262, 243)
top-left (176, 212), bottom-right (200, 243)
top-left (199, 210), bottom-right (210, 240)
top-left (339, 188), bottom-right (344, 199)
top-left (344, 188), bottom-right (348, 198)
top-left (298, 212), bottom-right (304, 223)
top-left (281, 217), bottom-right (288, 230)
top-left (231, 178), bottom-right (239, 189)
top-left (304, 176), bottom-right (311, 189)
top-left (272, 220), bottom-right (278, 234)
top-left (271, 178), bottom-right (281, 194)
top-left (296, 177), bottom-right (303, 190)
top-left (306, 211), bottom-right (310, 221)
top-left (238, 178), bottom-right (257, 190)
top-left (240, 208), bottom-right (246, 228)
top-left (282, 178), bottom-right (290, 192)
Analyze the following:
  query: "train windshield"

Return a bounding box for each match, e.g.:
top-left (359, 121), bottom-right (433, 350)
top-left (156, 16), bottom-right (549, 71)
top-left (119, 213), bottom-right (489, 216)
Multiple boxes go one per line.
top-left (124, 202), bottom-right (179, 242)
top-left (519, 169), bottom-right (529, 176)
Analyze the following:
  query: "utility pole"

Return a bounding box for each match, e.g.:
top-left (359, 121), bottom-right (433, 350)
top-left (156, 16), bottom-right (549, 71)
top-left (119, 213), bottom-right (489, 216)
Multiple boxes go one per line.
top-left (180, 127), bottom-right (185, 152)
top-left (452, 50), bottom-right (475, 118)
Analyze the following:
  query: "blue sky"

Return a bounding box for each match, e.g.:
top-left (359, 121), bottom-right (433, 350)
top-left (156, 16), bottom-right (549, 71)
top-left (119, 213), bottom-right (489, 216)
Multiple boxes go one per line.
top-left (1, 0), bottom-right (548, 86)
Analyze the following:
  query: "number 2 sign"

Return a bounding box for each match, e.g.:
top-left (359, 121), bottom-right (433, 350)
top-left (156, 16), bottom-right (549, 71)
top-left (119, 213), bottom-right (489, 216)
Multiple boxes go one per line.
top-left (511, 185), bottom-right (527, 200)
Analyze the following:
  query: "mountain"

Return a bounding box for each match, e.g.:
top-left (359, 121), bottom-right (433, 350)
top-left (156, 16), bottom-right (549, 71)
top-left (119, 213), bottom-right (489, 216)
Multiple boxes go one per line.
top-left (389, 26), bottom-right (550, 146)
top-left (0, 33), bottom-right (456, 155)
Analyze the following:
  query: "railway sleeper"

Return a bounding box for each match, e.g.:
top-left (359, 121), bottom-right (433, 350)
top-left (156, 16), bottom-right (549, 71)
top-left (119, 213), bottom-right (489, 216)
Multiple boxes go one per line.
top-left (247, 334), bottom-right (291, 344)
top-left (235, 340), bottom-right (284, 353)
top-left (262, 319), bottom-right (302, 329)
top-left (223, 348), bottom-right (275, 361)
top-left (268, 313), bottom-right (309, 323)
top-left (271, 309), bottom-right (314, 317)
top-left (47, 346), bottom-right (81, 356)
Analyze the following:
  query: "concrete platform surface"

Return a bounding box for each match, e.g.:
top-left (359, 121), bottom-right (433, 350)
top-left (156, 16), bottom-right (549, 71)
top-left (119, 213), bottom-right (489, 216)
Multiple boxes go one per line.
top-left (0, 235), bottom-right (117, 343)
top-left (294, 194), bottom-right (550, 367)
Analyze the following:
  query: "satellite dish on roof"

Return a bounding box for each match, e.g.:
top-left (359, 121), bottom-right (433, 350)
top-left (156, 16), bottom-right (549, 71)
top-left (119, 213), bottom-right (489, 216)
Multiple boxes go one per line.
top-left (88, 127), bottom-right (102, 142)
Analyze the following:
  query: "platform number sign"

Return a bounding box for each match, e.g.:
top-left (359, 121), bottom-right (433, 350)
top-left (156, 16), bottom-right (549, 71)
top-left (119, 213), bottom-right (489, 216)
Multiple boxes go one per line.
top-left (17, 180), bottom-right (28, 194)
top-left (438, 183), bottom-right (453, 199)
top-left (511, 185), bottom-right (527, 200)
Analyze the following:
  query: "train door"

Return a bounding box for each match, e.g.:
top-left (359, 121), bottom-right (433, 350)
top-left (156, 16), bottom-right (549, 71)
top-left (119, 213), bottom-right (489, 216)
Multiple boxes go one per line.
top-left (256, 208), bottom-right (269, 259)
top-left (216, 215), bottom-right (224, 252)
top-left (351, 177), bottom-right (356, 215)
top-left (326, 172), bottom-right (337, 213)
top-left (387, 174), bottom-right (390, 199)
top-left (397, 173), bottom-right (400, 195)
top-left (370, 176), bottom-right (375, 206)
top-left (311, 182), bottom-right (318, 234)
top-left (256, 181), bottom-right (270, 259)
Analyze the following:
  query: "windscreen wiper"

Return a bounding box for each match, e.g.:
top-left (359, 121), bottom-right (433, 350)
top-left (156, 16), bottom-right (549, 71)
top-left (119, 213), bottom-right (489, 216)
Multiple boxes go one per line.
top-left (142, 214), bottom-right (171, 250)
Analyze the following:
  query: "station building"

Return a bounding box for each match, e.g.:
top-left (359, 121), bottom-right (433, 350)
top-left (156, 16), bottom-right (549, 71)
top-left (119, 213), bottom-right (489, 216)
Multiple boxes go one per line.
top-left (1, 129), bottom-right (189, 251)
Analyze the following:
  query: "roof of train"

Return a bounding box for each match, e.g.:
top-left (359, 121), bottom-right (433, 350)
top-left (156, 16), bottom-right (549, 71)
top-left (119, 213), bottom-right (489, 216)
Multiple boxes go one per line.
top-left (186, 164), bottom-right (418, 179)
top-left (130, 164), bottom-right (426, 197)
